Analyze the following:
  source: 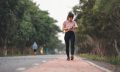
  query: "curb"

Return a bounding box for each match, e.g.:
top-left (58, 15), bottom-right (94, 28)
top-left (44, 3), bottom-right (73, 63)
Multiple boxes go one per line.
top-left (85, 60), bottom-right (112, 72)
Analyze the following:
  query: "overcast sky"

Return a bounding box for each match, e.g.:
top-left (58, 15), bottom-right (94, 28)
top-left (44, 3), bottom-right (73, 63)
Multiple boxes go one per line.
top-left (32, 0), bottom-right (79, 43)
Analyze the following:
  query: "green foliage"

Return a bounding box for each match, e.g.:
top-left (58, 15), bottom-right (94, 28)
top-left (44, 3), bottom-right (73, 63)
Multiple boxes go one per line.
top-left (0, 0), bottom-right (61, 55)
top-left (74, 0), bottom-right (120, 56)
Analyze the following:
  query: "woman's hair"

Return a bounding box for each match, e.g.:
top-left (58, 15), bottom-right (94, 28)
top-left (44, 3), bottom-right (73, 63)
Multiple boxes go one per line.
top-left (67, 12), bottom-right (74, 19)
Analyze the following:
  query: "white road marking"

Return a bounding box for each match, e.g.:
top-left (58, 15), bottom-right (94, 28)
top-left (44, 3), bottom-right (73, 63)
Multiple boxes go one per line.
top-left (33, 63), bottom-right (39, 66)
top-left (86, 61), bottom-right (112, 72)
top-left (16, 67), bottom-right (26, 71)
top-left (42, 60), bottom-right (47, 63)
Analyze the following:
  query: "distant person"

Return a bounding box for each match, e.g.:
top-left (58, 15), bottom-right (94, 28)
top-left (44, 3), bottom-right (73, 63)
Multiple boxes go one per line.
top-left (32, 42), bottom-right (38, 55)
top-left (45, 47), bottom-right (49, 54)
top-left (62, 12), bottom-right (78, 61)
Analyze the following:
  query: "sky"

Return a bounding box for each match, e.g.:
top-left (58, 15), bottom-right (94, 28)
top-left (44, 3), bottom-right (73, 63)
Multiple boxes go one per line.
top-left (32, 0), bottom-right (79, 43)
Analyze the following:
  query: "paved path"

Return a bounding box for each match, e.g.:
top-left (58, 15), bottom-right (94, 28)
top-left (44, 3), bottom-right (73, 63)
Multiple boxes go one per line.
top-left (0, 55), bottom-right (58, 72)
top-left (23, 56), bottom-right (109, 72)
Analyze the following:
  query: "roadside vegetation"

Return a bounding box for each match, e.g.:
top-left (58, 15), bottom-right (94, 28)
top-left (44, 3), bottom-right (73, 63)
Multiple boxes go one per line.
top-left (0, 0), bottom-right (63, 56)
top-left (73, 0), bottom-right (120, 65)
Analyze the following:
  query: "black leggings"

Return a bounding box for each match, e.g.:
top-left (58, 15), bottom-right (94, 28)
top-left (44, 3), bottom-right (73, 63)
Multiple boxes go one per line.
top-left (64, 31), bottom-right (75, 58)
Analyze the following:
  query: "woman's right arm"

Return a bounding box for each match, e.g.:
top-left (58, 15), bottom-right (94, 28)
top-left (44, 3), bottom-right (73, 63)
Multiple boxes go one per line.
top-left (62, 21), bottom-right (68, 32)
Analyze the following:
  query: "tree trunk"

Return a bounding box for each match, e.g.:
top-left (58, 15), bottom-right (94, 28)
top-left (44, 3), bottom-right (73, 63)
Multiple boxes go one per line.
top-left (4, 38), bottom-right (7, 56)
top-left (114, 40), bottom-right (120, 57)
top-left (93, 38), bottom-right (106, 56)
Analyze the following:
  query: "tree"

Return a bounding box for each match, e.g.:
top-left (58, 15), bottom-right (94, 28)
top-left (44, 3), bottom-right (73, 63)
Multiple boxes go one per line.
top-left (73, 0), bottom-right (120, 56)
top-left (0, 0), bottom-right (61, 56)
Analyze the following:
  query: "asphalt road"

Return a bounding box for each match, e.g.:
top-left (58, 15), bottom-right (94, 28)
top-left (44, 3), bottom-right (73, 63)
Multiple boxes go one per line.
top-left (0, 55), bottom-right (59, 72)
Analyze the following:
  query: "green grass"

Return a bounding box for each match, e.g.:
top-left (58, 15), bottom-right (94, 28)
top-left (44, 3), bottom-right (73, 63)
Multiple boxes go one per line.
top-left (80, 54), bottom-right (120, 65)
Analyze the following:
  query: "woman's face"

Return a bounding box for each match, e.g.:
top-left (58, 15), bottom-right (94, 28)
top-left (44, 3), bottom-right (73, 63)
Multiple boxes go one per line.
top-left (68, 17), bottom-right (73, 22)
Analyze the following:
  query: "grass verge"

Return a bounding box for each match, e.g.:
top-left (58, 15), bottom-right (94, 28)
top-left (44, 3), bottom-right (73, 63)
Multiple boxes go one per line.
top-left (80, 54), bottom-right (120, 65)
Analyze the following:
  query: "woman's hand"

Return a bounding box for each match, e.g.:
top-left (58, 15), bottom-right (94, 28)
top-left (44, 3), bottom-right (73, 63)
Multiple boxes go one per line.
top-left (62, 26), bottom-right (68, 32)
top-left (63, 28), bottom-right (68, 32)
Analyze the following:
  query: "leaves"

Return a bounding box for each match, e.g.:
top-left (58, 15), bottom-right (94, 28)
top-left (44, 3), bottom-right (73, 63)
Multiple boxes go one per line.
top-left (74, 0), bottom-right (120, 56)
top-left (0, 0), bottom-right (61, 52)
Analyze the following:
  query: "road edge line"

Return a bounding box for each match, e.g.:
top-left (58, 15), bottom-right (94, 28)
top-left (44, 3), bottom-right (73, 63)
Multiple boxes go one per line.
top-left (85, 60), bottom-right (112, 72)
